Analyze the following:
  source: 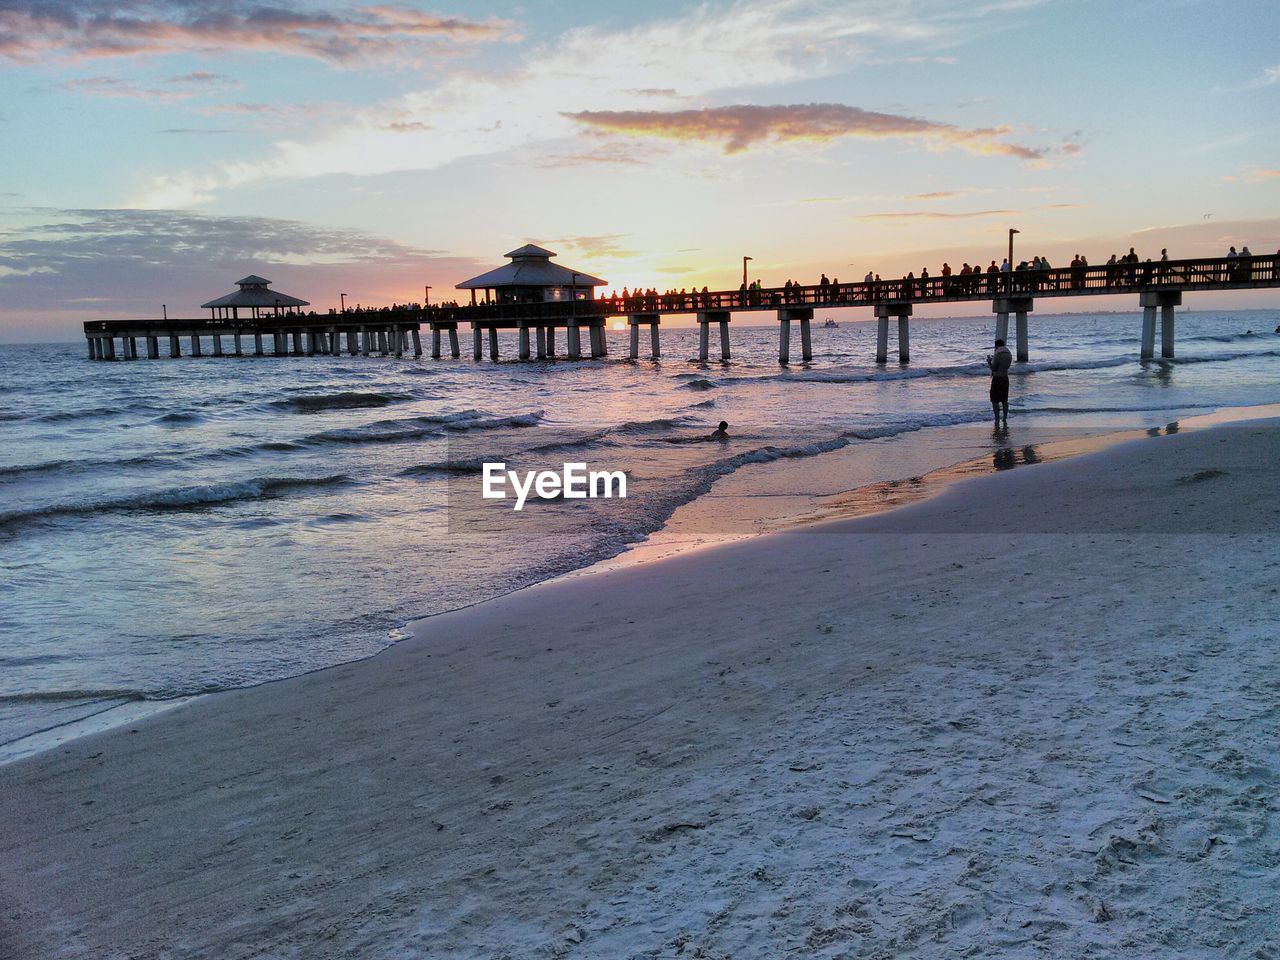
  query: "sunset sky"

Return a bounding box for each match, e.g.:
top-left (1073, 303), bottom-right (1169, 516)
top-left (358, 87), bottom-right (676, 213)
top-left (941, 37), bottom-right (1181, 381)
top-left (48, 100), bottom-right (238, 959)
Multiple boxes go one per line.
top-left (1, 0), bottom-right (1277, 340)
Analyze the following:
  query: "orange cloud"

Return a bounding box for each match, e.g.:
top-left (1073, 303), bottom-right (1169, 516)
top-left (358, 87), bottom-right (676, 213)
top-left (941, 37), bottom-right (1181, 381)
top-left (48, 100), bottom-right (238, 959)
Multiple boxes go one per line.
top-left (0, 2), bottom-right (510, 64)
top-left (564, 103), bottom-right (1045, 160)
top-left (855, 209), bottom-right (1019, 220)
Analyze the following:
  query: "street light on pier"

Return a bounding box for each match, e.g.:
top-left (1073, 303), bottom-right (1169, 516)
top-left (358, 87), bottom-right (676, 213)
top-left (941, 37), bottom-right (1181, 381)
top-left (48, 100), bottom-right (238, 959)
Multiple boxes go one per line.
top-left (423, 285), bottom-right (431, 307)
top-left (742, 255), bottom-right (753, 287)
top-left (1008, 228), bottom-right (1020, 293)
top-left (340, 292), bottom-right (347, 313)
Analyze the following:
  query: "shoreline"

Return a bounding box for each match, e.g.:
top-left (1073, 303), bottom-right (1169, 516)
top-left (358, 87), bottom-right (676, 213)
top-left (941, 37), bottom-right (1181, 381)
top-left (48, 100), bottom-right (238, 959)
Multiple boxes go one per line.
top-left (3, 414), bottom-right (1276, 956)
top-left (6, 399), bottom-right (1279, 767)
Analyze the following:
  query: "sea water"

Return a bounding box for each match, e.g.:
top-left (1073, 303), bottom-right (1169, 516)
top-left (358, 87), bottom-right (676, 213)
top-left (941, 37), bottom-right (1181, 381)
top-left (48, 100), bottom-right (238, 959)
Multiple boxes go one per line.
top-left (2, 309), bottom-right (1278, 750)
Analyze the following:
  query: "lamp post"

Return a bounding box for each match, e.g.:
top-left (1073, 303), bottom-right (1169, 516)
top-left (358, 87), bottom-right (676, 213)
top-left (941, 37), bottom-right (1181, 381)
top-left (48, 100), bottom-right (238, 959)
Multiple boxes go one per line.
top-left (423, 285), bottom-right (431, 308)
top-left (571, 272), bottom-right (579, 303)
top-left (340, 292), bottom-right (347, 313)
top-left (162, 304), bottom-right (167, 321)
top-left (742, 255), bottom-right (753, 287)
top-left (1007, 228), bottom-right (1020, 293)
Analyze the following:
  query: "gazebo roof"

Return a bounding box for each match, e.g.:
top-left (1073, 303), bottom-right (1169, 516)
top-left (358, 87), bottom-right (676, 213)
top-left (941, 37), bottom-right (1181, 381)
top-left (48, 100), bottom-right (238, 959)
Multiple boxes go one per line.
top-left (201, 275), bottom-right (309, 309)
top-left (457, 245), bottom-right (606, 290)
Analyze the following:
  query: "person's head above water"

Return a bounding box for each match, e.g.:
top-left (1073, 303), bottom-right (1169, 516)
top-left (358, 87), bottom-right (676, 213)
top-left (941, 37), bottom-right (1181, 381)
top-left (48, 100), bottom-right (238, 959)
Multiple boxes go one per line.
top-left (995, 338), bottom-right (1006, 347)
top-left (718, 421), bottom-right (728, 431)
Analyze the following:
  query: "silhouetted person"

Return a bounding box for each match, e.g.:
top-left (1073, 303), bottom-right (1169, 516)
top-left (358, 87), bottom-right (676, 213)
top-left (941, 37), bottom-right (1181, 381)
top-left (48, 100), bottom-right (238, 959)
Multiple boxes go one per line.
top-left (986, 338), bottom-right (1012, 424)
top-left (709, 420), bottom-right (729, 440)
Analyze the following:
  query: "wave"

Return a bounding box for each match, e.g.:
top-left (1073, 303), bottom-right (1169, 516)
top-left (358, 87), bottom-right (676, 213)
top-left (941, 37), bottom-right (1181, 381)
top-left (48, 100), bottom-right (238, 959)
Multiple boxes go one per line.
top-left (612, 415), bottom-right (701, 434)
top-left (688, 399), bottom-right (717, 408)
top-left (304, 410), bottom-right (543, 447)
top-left (153, 411), bottom-right (204, 425)
top-left (680, 378), bottom-right (718, 391)
top-left (0, 474), bottom-right (356, 532)
top-left (0, 689), bottom-right (147, 704)
top-left (398, 459), bottom-right (487, 478)
top-left (270, 391), bottom-right (410, 413)
top-left (1156, 347), bottom-right (1280, 366)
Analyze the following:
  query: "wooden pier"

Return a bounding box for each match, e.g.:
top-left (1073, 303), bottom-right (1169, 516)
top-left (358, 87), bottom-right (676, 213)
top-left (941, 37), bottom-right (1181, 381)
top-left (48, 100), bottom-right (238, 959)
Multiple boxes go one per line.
top-left (84, 254), bottom-right (1279, 366)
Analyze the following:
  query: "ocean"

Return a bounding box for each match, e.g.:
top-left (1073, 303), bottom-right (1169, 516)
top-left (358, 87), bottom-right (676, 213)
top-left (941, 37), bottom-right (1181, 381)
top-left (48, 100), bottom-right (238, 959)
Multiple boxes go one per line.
top-left (2, 309), bottom-right (1278, 753)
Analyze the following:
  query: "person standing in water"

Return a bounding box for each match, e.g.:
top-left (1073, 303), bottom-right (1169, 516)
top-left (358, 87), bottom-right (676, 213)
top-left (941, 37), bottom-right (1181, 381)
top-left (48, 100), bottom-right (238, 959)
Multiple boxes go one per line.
top-left (986, 339), bottom-right (1013, 425)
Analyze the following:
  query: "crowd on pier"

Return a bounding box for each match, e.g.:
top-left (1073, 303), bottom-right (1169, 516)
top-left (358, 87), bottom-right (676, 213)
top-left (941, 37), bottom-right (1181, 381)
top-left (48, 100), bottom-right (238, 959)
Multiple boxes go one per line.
top-left (579, 246), bottom-right (1276, 313)
top-left (271, 247), bottom-right (1277, 318)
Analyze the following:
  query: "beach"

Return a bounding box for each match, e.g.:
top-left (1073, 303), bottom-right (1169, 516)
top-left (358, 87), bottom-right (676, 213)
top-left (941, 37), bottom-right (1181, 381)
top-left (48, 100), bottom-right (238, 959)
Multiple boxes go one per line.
top-left (3, 417), bottom-right (1276, 959)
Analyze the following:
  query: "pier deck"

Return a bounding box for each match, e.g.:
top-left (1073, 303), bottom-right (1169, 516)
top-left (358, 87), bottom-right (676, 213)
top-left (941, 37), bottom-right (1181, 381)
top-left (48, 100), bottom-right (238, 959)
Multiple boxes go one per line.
top-left (84, 254), bottom-right (1279, 364)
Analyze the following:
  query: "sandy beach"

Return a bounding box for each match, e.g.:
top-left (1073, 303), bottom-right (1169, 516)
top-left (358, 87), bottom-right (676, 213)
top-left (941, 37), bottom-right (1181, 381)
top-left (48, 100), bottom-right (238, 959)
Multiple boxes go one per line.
top-left (3, 418), bottom-right (1277, 959)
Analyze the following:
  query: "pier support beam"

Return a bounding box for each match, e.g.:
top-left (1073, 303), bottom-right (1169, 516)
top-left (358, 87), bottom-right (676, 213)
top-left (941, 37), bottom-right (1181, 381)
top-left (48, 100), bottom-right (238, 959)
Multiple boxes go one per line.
top-left (291, 331), bottom-right (303, 356)
top-left (169, 335), bottom-right (181, 358)
top-left (627, 314), bottom-right (661, 360)
top-left (536, 325), bottom-right (547, 360)
top-left (146, 336), bottom-right (159, 360)
top-left (87, 338), bottom-right (97, 360)
top-left (567, 321), bottom-right (582, 360)
top-left (104, 337), bottom-right (117, 360)
top-left (126, 337), bottom-right (138, 360)
top-left (431, 327), bottom-right (442, 359)
top-left (588, 322), bottom-right (605, 359)
top-left (697, 310), bottom-right (732, 362)
top-left (346, 330), bottom-right (358, 356)
top-left (212, 334), bottom-right (223, 357)
top-left (993, 297), bottom-right (1033, 362)
top-left (473, 325), bottom-right (483, 361)
top-left (191, 334), bottom-right (203, 358)
top-left (546, 326), bottom-right (556, 358)
top-left (253, 332), bottom-right (263, 356)
top-left (874, 303), bottom-right (913, 363)
top-left (777, 308), bottom-right (814, 364)
top-left (487, 326), bottom-right (499, 361)
top-left (393, 327), bottom-right (404, 358)
top-left (411, 328), bottom-right (422, 358)
top-left (1139, 290), bottom-right (1181, 359)
top-left (518, 323), bottom-right (531, 361)
top-left (233, 333), bottom-right (243, 357)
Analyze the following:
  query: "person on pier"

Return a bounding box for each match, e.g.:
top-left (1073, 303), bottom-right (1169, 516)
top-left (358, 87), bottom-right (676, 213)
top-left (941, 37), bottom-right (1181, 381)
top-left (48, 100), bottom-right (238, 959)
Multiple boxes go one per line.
top-left (986, 339), bottom-right (1013, 426)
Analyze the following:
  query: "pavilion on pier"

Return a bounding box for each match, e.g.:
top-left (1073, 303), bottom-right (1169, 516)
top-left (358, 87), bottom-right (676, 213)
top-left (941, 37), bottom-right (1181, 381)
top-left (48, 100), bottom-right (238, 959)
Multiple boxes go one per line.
top-left (200, 275), bottom-right (310, 320)
top-left (456, 245), bottom-right (606, 306)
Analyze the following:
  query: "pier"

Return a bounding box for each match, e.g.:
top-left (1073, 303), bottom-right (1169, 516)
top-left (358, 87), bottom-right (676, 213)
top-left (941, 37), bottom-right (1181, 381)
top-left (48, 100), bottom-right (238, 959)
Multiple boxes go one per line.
top-left (85, 253), bottom-right (1279, 365)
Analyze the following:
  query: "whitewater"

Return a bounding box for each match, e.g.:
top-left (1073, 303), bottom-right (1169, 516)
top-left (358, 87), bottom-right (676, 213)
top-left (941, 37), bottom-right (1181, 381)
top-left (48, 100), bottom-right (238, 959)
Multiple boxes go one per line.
top-left (1, 309), bottom-right (1278, 752)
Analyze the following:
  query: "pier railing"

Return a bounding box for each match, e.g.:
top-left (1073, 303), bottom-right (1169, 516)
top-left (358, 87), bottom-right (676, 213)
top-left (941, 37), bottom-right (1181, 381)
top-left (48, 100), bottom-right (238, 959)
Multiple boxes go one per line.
top-left (430, 254), bottom-right (1278, 323)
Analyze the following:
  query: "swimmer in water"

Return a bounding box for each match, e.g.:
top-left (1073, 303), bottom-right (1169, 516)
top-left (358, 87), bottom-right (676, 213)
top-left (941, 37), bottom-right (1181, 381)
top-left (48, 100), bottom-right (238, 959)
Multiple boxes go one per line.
top-left (709, 420), bottom-right (729, 440)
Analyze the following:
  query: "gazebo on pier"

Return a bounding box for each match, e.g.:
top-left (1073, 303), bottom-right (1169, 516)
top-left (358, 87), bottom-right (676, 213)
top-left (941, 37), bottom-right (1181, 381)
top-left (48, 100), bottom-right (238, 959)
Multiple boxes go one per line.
top-left (200, 275), bottom-right (310, 320)
top-left (456, 244), bottom-right (606, 306)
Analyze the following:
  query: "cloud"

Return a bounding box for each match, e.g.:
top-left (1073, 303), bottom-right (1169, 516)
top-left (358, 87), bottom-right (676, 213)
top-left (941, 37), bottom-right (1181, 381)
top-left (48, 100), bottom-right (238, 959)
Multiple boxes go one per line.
top-left (382, 121), bottom-right (431, 133)
top-left (0, 208), bottom-right (481, 331)
top-left (907, 190), bottom-right (960, 200)
top-left (59, 70), bottom-right (240, 101)
top-left (1223, 168), bottom-right (1280, 184)
top-left (543, 234), bottom-right (638, 260)
top-left (564, 103), bottom-right (1044, 159)
top-left (0, 1), bottom-right (511, 64)
top-left (535, 143), bottom-right (652, 168)
top-left (159, 127), bottom-right (237, 135)
top-left (1243, 65), bottom-right (1279, 88)
top-left (855, 209), bottom-right (1019, 220)
top-left (126, 0), bottom-right (1054, 205)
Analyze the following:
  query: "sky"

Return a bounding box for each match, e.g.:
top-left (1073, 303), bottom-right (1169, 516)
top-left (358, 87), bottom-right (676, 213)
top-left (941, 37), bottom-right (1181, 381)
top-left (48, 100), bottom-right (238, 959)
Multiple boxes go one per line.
top-left (0, 0), bottom-right (1277, 340)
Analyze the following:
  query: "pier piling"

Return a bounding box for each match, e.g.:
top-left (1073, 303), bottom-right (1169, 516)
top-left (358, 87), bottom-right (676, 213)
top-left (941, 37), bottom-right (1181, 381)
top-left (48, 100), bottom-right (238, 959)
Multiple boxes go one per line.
top-left (993, 297), bottom-right (1033, 362)
top-left (1139, 290), bottom-right (1181, 359)
top-left (778, 308), bottom-right (813, 364)
top-left (874, 303), bottom-right (912, 363)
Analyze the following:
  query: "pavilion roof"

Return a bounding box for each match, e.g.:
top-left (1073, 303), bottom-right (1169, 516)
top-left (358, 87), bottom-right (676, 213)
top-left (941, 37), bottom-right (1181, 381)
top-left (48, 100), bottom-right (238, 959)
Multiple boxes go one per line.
top-left (201, 276), bottom-right (309, 309)
top-left (457, 245), bottom-right (606, 290)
